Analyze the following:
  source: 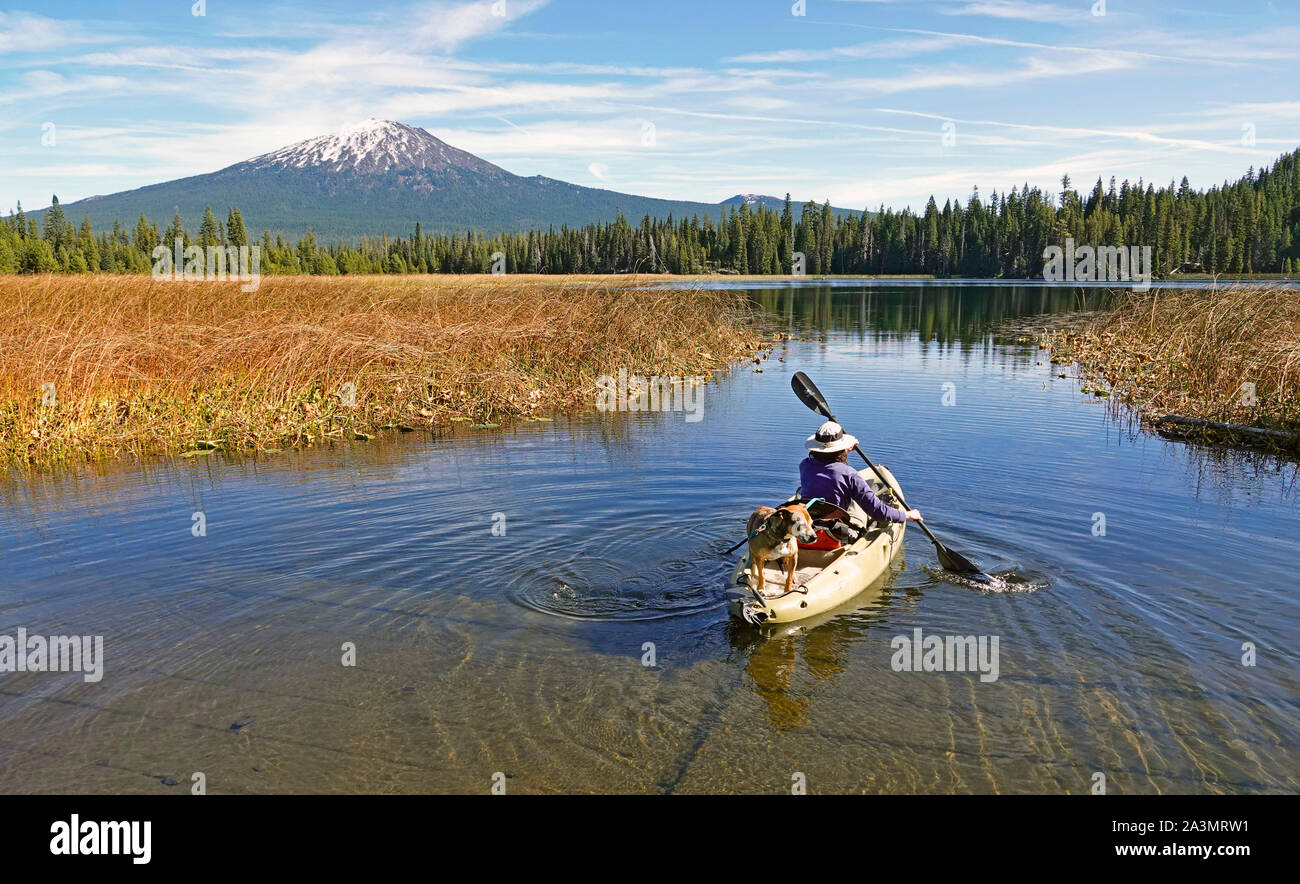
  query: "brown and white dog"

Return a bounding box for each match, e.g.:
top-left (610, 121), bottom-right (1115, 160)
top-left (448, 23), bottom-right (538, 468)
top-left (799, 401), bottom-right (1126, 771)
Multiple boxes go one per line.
top-left (745, 503), bottom-right (818, 597)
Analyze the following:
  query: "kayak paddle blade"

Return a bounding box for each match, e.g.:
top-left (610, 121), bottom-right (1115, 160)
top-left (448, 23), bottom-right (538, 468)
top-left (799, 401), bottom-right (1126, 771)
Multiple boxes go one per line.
top-left (933, 541), bottom-right (984, 576)
top-left (791, 371), bottom-right (834, 420)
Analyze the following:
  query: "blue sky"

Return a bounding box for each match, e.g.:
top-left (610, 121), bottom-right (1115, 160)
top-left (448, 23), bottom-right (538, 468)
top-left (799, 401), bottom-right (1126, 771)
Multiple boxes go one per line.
top-left (2, 0), bottom-right (1298, 216)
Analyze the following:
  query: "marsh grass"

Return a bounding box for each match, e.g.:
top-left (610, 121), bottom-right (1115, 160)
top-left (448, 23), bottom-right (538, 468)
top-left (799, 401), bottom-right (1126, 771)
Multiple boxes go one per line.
top-left (1045, 285), bottom-right (1300, 444)
top-left (0, 274), bottom-right (766, 469)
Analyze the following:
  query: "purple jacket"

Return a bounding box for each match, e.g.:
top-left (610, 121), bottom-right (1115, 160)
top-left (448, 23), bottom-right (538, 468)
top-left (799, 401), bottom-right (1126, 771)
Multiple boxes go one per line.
top-left (799, 456), bottom-right (907, 524)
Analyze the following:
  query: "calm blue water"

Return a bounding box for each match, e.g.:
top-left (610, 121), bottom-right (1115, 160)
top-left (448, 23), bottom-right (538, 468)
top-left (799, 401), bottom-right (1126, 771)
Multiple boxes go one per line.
top-left (1, 282), bottom-right (1296, 794)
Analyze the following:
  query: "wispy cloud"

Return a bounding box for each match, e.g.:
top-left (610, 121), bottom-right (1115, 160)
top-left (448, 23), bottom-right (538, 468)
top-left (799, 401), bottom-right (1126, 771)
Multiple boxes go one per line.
top-left (0, 11), bottom-right (113, 53)
top-left (804, 22), bottom-right (1248, 65)
top-left (0, 70), bottom-right (131, 105)
top-left (2, 0), bottom-right (1297, 216)
top-left (874, 108), bottom-right (1270, 157)
top-left (943, 1), bottom-right (1090, 24)
top-left (842, 50), bottom-right (1133, 95)
top-left (412, 0), bottom-right (550, 52)
top-left (727, 36), bottom-right (960, 64)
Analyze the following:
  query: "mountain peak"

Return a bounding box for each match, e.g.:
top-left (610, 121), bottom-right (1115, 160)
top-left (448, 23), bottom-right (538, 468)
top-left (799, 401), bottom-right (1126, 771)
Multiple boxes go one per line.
top-left (244, 119), bottom-right (503, 176)
top-left (47, 121), bottom-right (858, 240)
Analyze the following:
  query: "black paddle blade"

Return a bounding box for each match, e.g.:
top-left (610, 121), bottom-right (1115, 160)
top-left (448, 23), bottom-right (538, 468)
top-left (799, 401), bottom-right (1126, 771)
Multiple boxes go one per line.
top-left (791, 371), bottom-right (834, 419)
top-left (933, 541), bottom-right (983, 576)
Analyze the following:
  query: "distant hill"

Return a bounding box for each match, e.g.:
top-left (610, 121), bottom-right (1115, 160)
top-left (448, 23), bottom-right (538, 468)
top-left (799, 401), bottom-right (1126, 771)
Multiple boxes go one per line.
top-left (720, 193), bottom-right (859, 221)
top-left (32, 120), bottom-right (857, 241)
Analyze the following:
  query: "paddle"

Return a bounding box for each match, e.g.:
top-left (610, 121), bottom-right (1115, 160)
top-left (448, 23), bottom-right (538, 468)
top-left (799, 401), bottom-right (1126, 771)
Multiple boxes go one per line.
top-left (790, 371), bottom-right (987, 577)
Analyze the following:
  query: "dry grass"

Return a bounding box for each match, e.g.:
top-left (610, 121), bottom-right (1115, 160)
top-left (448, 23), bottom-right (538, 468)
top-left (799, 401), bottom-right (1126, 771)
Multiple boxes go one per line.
top-left (0, 274), bottom-right (766, 469)
top-left (1045, 285), bottom-right (1300, 442)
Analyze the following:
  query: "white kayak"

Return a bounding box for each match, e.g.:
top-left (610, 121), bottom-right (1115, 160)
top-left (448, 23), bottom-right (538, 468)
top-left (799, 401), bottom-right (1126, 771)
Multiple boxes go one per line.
top-left (725, 464), bottom-right (906, 626)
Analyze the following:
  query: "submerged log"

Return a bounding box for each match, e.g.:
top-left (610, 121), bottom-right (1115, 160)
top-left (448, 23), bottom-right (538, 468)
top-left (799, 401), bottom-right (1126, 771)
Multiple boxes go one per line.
top-left (1150, 414), bottom-right (1299, 449)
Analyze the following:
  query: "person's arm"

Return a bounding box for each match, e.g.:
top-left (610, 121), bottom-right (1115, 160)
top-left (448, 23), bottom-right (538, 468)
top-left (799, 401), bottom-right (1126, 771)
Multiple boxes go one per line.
top-left (844, 469), bottom-right (908, 523)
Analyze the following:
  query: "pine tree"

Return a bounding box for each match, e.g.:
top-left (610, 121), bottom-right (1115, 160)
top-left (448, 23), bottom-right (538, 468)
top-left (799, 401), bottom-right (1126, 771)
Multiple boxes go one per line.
top-left (164, 213), bottom-right (187, 250)
top-left (226, 208), bottom-right (248, 247)
top-left (78, 217), bottom-right (99, 269)
top-left (197, 206), bottom-right (221, 249)
top-left (134, 214), bottom-right (160, 256)
top-left (780, 193), bottom-right (794, 271)
top-left (43, 195), bottom-right (68, 252)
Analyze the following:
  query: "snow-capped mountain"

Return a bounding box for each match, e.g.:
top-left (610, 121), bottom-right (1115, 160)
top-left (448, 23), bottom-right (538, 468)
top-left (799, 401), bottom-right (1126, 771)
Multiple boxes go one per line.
top-left (44, 120), bottom-right (855, 240)
top-left (246, 119), bottom-right (504, 177)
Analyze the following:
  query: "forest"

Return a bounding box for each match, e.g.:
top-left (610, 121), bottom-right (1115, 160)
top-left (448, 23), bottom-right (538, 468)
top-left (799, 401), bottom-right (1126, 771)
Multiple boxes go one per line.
top-left (3, 149), bottom-right (1297, 278)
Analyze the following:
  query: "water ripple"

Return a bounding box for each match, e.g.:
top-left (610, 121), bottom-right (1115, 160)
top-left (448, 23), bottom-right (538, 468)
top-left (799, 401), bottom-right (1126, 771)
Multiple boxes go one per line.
top-left (505, 554), bottom-right (725, 622)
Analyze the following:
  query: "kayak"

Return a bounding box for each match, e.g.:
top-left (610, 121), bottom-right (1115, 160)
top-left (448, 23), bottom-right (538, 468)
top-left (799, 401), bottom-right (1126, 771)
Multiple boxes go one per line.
top-left (725, 464), bottom-right (906, 625)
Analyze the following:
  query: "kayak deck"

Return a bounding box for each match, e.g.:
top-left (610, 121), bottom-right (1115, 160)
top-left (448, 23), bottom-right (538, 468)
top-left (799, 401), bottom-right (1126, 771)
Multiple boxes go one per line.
top-left (725, 464), bottom-right (905, 625)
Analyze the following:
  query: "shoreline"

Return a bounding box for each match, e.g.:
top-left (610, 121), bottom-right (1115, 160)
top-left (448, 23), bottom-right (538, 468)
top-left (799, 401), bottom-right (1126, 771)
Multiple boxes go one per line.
top-left (1042, 285), bottom-right (1300, 453)
top-left (7, 271), bottom-right (1300, 283)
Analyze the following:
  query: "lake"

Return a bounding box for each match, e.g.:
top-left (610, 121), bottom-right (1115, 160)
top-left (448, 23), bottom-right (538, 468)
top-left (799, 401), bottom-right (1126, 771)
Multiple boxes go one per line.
top-left (2, 281), bottom-right (1296, 794)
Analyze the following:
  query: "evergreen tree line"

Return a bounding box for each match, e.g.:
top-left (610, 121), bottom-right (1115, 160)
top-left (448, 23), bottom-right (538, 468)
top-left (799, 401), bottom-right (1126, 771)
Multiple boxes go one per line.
top-left (4, 149), bottom-right (1298, 277)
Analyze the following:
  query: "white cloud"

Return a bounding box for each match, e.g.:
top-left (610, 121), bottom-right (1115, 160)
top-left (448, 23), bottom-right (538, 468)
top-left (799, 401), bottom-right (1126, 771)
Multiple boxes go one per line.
top-left (842, 50), bottom-right (1132, 95)
top-left (727, 36), bottom-right (961, 64)
top-left (0, 11), bottom-right (113, 53)
top-left (943, 1), bottom-right (1087, 24)
top-left (413, 0), bottom-right (550, 52)
top-left (806, 22), bottom-right (1247, 65)
top-left (873, 107), bottom-right (1273, 157)
top-left (0, 70), bottom-right (131, 105)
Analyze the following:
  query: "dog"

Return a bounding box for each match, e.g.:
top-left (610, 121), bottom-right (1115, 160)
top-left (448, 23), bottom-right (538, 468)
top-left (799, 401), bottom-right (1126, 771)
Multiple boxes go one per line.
top-left (745, 503), bottom-right (818, 598)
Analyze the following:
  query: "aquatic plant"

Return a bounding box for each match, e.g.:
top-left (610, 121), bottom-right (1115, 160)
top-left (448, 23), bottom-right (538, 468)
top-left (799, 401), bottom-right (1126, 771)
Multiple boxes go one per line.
top-left (0, 274), bottom-right (765, 470)
top-left (1045, 285), bottom-right (1300, 448)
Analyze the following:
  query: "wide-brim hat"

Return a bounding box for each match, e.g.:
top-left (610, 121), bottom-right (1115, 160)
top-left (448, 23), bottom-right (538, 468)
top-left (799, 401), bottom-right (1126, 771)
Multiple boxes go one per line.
top-left (805, 420), bottom-right (858, 454)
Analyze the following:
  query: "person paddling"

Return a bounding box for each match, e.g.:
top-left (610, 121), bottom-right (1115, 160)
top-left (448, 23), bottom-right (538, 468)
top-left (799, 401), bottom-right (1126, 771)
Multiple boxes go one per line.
top-left (800, 421), bottom-right (924, 526)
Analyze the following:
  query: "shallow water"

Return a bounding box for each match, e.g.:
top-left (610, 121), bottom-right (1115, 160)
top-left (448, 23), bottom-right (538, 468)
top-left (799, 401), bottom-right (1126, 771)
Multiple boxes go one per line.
top-left (2, 281), bottom-right (1297, 794)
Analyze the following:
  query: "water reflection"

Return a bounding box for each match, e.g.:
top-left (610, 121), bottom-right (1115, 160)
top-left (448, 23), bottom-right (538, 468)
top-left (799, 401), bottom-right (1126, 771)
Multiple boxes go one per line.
top-left (1, 282), bottom-right (1296, 794)
top-left (730, 558), bottom-right (903, 730)
top-left (748, 284), bottom-right (1112, 342)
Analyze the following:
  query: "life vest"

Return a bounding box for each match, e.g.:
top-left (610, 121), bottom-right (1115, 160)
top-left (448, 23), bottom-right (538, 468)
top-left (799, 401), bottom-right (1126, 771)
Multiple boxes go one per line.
top-left (799, 527), bottom-right (842, 550)
top-left (791, 497), bottom-right (861, 551)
